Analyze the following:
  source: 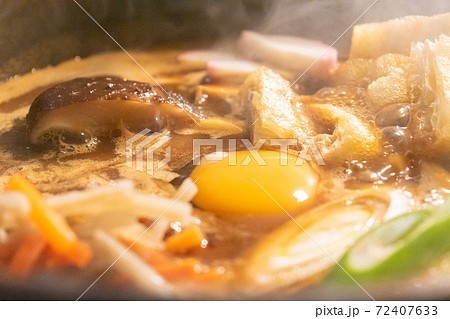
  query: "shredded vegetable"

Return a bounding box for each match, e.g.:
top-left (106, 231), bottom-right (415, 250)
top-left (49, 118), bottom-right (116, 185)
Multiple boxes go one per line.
top-left (131, 244), bottom-right (225, 283)
top-left (94, 230), bottom-right (173, 297)
top-left (9, 232), bottom-right (46, 279)
top-left (6, 175), bottom-right (92, 268)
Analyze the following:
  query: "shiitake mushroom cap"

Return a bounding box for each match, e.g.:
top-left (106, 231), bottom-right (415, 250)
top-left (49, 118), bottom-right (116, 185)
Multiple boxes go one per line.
top-left (26, 76), bottom-right (203, 145)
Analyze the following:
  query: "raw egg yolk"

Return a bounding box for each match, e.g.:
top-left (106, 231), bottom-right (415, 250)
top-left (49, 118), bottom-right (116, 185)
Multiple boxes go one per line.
top-left (190, 150), bottom-right (319, 217)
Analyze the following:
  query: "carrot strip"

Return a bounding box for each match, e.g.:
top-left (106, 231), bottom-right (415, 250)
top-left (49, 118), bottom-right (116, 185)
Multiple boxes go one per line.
top-left (153, 258), bottom-right (226, 283)
top-left (43, 248), bottom-right (73, 270)
top-left (130, 244), bottom-right (225, 283)
top-left (9, 233), bottom-right (46, 279)
top-left (153, 258), bottom-right (199, 281)
top-left (165, 226), bottom-right (205, 252)
top-left (6, 175), bottom-right (91, 267)
top-left (125, 232), bottom-right (223, 283)
top-left (0, 243), bottom-right (12, 262)
top-left (192, 267), bottom-right (226, 283)
top-left (131, 244), bottom-right (172, 265)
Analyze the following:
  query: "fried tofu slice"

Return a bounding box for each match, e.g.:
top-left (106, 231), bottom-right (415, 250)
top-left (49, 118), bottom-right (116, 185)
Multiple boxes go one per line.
top-left (350, 12), bottom-right (450, 59)
top-left (240, 67), bottom-right (313, 142)
top-left (410, 35), bottom-right (450, 155)
top-left (240, 67), bottom-right (379, 162)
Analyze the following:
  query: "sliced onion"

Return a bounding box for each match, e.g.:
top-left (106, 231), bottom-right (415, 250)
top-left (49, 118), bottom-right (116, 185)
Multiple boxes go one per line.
top-left (114, 219), bottom-right (170, 250)
top-left (94, 230), bottom-right (173, 297)
top-left (0, 192), bottom-right (31, 246)
top-left (172, 178), bottom-right (198, 203)
top-left (47, 180), bottom-right (195, 225)
top-left (242, 190), bottom-right (390, 294)
top-left (0, 192), bottom-right (30, 231)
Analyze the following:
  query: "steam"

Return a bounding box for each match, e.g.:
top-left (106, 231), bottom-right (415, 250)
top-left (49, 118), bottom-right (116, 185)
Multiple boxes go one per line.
top-left (236, 0), bottom-right (450, 57)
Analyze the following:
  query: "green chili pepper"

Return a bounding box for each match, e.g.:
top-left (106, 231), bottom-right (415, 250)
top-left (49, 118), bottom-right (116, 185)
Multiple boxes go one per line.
top-left (325, 198), bottom-right (450, 284)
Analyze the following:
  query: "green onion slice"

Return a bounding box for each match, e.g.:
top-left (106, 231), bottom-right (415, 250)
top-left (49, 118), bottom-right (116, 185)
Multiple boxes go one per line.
top-left (326, 198), bottom-right (450, 284)
top-left (242, 190), bottom-right (391, 293)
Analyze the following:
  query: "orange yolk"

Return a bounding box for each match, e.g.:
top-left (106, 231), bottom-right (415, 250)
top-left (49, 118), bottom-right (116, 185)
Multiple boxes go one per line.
top-left (190, 150), bottom-right (319, 217)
